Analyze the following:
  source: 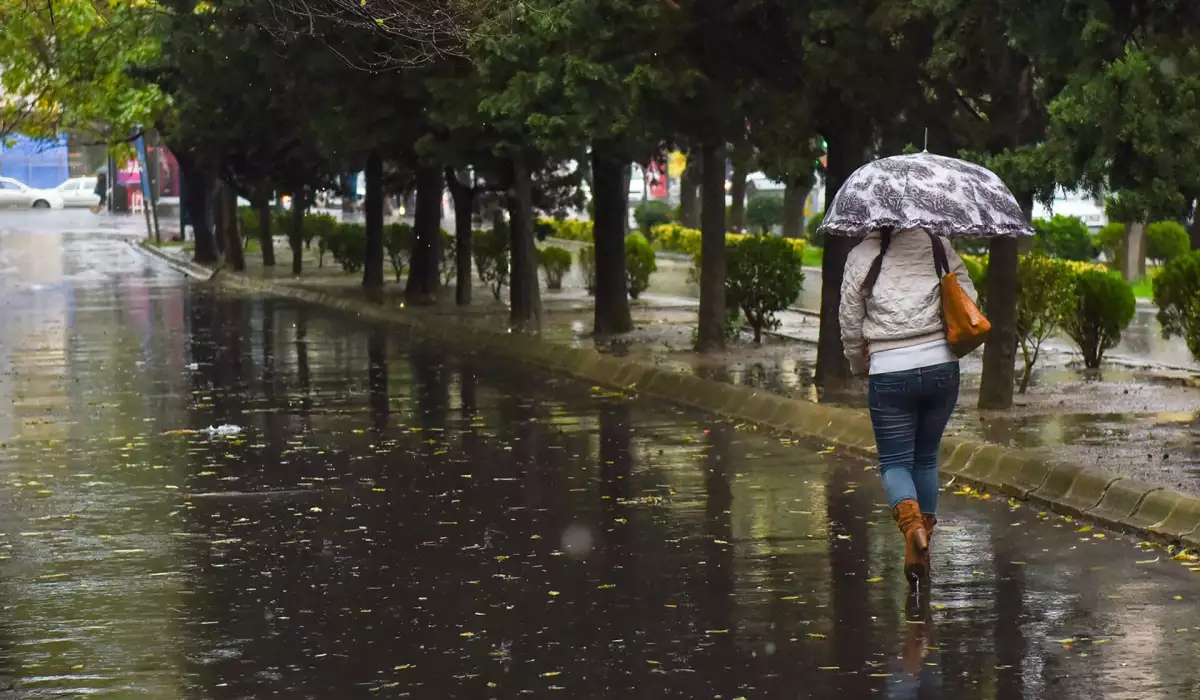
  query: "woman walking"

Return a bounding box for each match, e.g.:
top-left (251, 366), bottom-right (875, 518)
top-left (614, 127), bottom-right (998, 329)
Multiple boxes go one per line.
top-left (817, 152), bottom-right (1033, 587)
top-left (838, 226), bottom-right (977, 582)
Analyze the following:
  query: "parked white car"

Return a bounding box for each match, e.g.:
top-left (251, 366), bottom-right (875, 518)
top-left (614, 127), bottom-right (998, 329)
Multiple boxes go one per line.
top-left (55, 177), bottom-right (101, 208)
top-left (0, 177), bottom-right (65, 209)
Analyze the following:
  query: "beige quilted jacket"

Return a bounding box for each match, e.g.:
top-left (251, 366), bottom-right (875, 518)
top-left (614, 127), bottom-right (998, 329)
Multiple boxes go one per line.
top-left (839, 228), bottom-right (978, 375)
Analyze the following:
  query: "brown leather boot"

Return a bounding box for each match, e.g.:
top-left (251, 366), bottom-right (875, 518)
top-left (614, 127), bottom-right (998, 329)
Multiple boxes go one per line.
top-left (892, 499), bottom-right (928, 583)
top-left (922, 514), bottom-right (937, 575)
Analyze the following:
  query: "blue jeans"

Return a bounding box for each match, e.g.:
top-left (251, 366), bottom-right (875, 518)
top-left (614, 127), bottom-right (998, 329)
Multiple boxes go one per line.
top-left (868, 362), bottom-right (960, 513)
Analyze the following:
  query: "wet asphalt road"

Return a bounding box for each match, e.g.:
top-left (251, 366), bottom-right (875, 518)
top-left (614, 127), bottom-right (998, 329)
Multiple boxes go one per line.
top-left (1, 227), bottom-right (1200, 698)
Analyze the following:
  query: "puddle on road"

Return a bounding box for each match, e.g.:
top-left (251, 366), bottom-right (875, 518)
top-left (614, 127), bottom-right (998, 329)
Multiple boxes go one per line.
top-left (0, 232), bottom-right (1199, 698)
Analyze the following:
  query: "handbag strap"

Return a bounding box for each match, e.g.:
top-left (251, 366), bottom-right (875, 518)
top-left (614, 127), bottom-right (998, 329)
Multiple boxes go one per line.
top-left (926, 230), bottom-right (951, 278)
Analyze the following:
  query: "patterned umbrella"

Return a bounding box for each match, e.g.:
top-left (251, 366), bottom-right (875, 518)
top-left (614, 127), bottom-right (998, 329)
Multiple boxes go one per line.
top-left (817, 153), bottom-right (1034, 238)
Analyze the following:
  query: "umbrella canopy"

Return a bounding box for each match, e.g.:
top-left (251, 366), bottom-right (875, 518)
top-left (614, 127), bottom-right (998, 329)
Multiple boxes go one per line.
top-left (818, 152), bottom-right (1034, 238)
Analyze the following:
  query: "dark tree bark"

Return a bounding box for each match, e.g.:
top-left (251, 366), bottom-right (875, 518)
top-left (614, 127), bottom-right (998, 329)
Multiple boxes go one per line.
top-left (290, 190), bottom-right (305, 275)
top-left (256, 195), bottom-right (276, 267)
top-left (405, 164), bottom-right (443, 303)
top-left (728, 161), bottom-right (748, 232)
top-left (978, 235), bottom-right (1021, 409)
top-left (445, 167), bottom-right (475, 306)
top-left (695, 139), bottom-right (728, 352)
top-left (367, 329), bottom-right (388, 432)
top-left (362, 151), bottom-right (385, 291)
top-left (508, 153), bottom-right (542, 330)
top-left (815, 127), bottom-right (871, 386)
top-left (217, 183), bottom-right (245, 272)
top-left (177, 152), bottom-right (218, 266)
top-left (591, 143), bottom-right (634, 335)
top-left (679, 155), bottom-right (701, 229)
top-left (1191, 200), bottom-right (1200, 250)
top-left (782, 181), bottom-right (808, 239)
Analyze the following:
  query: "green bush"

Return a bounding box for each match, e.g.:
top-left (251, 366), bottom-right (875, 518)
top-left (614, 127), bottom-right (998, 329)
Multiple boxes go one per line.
top-left (439, 229), bottom-right (457, 286)
top-left (534, 219), bottom-right (556, 241)
top-left (1152, 250), bottom-right (1200, 362)
top-left (324, 222), bottom-right (366, 273)
top-left (625, 232), bottom-right (657, 300)
top-left (1146, 221), bottom-right (1190, 265)
top-left (384, 223), bottom-right (413, 281)
top-left (1061, 269), bottom-right (1136, 369)
top-left (1032, 215), bottom-right (1097, 261)
top-left (539, 218), bottom-right (594, 243)
top-left (537, 245), bottom-right (572, 290)
top-left (1094, 222), bottom-right (1126, 266)
top-left (726, 234), bottom-right (805, 343)
top-left (634, 200), bottom-right (672, 237)
top-left (961, 254), bottom-right (988, 310)
top-left (806, 210), bottom-right (825, 247)
top-left (1015, 255), bottom-right (1074, 392)
top-left (578, 245), bottom-right (596, 295)
top-left (238, 206), bottom-right (258, 238)
top-left (745, 195), bottom-right (785, 234)
top-left (473, 227), bottom-right (509, 300)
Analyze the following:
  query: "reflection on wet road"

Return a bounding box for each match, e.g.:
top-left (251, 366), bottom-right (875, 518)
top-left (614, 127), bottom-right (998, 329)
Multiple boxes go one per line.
top-left (1, 230), bottom-right (1199, 698)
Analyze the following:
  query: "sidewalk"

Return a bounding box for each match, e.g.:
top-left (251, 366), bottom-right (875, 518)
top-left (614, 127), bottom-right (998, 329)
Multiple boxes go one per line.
top-left (160, 242), bottom-right (1200, 498)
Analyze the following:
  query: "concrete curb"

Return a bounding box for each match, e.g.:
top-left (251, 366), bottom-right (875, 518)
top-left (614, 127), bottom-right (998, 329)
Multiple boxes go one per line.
top-left (133, 247), bottom-right (1200, 548)
top-left (135, 240), bottom-right (217, 281)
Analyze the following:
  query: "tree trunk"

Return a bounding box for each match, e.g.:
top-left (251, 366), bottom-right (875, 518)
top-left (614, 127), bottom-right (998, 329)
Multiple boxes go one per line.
top-left (446, 168), bottom-right (475, 306)
top-left (257, 195), bottom-right (275, 266)
top-left (680, 155), bottom-right (701, 229)
top-left (592, 143), bottom-right (634, 335)
top-left (290, 190), bottom-right (304, 275)
top-left (814, 128), bottom-right (870, 386)
top-left (178, 153), bottom-right (218, 266)
top-left (218, 183), bottom-right (245, 272)
top-left (783, 181), bottom-right (807, 239)
top-left (695, 139), bottom-right (728, 352)
top-left (362, 151), bottom-right (385, 291)
top-left (1191, 200), bottom-right (1200, 250)
top-left (1121, 221), bottom-right (1147, 281)
top-left (406, 164), bottom-right (443, 303)
top-left (978, 236), bottom-right (1020, 409)
top-left (509, 153), bottom-right (542, 330)
top-left (728, 161), bottom-right (748, 233)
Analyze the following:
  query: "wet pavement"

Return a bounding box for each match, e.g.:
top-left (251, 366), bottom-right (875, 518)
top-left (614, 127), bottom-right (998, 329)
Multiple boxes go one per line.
top-left (3, 226), bottom-right (1200, 698)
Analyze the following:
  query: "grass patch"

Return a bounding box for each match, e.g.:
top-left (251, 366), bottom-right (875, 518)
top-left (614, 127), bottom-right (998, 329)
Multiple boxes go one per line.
top-left (802, 245), bottom-right (823, 268)
top-left (1132, 268), bottom-right (1159, 300)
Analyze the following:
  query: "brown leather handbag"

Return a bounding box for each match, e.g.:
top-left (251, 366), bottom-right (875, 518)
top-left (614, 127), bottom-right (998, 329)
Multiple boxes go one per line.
top-left (927, 231), bottom-right (990, 357)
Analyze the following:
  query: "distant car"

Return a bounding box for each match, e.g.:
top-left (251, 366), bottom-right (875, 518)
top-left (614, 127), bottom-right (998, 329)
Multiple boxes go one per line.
top-left (55, 177), bottom-right (101, 208)
top-left (0, 177), bottom-right (65, 209)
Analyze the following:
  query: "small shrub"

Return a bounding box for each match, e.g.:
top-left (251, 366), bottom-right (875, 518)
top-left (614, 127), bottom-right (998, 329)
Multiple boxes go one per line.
top-left (1146, 221), bottom-right (1190, 265)
top-left (1152, 250), bottom-right (1200, 362)
top-left (688, 232), bottom-right (806, 285)
top-left (540, 218), bottom-right (594, 243)
top-left (384, 223), bottom-right (413, 281)
top-left (806, 210), bottom-right (825, 248)
top-left (961, 254), bottom-right (989, 310)
top-left (634, 200), bottom-right (672, 237)
top-left (238, 207), bottom-right (259, 239)
top-left (625, 232), bottom-right (657, 300)
top-left (745, 195), bottom-right (785, 234)
top-left (537, 246), bottom-right (572, 290)
top-left (1032, 214), bottom-right (1096, 261)
top-left (473, 227), bottom-right (509, 300)
top-left (305, 213), bottom-right (338, 264)
top-left (534, 219), bottom-right (555, 241)
top-left (578, 245), bottom-right (596, 295)
top-left (726, 234), bottom-right (805, 343)
top-left (1061, 269), bottom-right (1136, 368)
top-left (439, 228), bottom-right (457, 286)
top-left (325, 222), bottom-right (366, 273)
top-left (1094, 222), bottom-right (1125, 266)
top-left (1015, 255), bottom-right (1074, 392)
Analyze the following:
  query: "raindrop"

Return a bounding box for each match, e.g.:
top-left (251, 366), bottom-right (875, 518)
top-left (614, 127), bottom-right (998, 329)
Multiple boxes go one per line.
top-left (561, 524), bottom-right (593, 560)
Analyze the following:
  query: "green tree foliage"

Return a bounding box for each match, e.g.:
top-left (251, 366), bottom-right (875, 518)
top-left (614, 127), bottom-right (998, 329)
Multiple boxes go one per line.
top-left (1032, 215), bottom-right (1096, 261)
top-left (579, 245), bottom-right (597, 296)
top-left (1094, 223), bottom-right (1126, 266)
top-left (745, 196), bottom-right (785, 235)
top-left (325, 222), bottom-right (367, 273)
top-left (385, 223), bottom-right (414, 282)
top-left (1062, 270), bottom-right (1136, 369)
top-left (1152, 251), bottom-right (1200, 362)
top-left (1015, 255), bottom-right (1074, 393)
top-left (624, 233), bottom-right (656, 300)
top-left (634, 200), bottom-right (673, 238)
top-left (805, 211), bottom-right (825, 248)
top-left (1146, 221), bottom-right (1190, 265)
top-left (726, 235), bottom-right (805, 344)
top-left (537, 246), bottom-right (573, 290)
